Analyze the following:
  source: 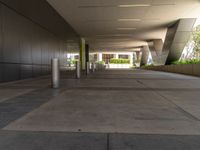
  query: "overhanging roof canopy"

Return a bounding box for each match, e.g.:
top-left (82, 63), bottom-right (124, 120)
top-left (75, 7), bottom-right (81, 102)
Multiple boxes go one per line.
top-left (47, 0), bottom-right (200, 51)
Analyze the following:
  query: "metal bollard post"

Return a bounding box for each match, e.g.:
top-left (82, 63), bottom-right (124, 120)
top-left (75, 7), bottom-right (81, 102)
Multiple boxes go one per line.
top-left (51, 58), bottom-right (60, 89)
top-left (86, 62), bottom-right (90, 75)
top-left (92, 62), bottom-right (95, 73)
top-left (76, 61), bottom-right (81, 79)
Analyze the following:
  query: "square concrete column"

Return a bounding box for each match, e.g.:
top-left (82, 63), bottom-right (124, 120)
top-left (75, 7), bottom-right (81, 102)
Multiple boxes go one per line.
top-left (85, 44), bottom-right (89, 63)
top-left (141, 46), bottom-right (150, 66)
top-left (136, 51), bottom-right (141, 61)
top-left (80, 38), bottom-right (86, 70)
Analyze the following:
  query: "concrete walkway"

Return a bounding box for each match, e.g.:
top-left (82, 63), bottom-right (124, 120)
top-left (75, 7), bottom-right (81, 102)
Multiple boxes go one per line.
top-left (1, 69), bottom-right (200, 149)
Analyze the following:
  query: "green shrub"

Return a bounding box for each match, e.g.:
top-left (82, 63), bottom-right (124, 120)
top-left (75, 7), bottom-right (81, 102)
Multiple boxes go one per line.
top-left (145, 64), bottom-right (154, 67)
top-left (71, 59), bottom-right (78, 64)
top-left (141, 64), bottom-right (154, 68)
top-left (172, 59), bottom-right (200, 65)
top-left (96, 61), bottom-right (105, 65)
top-left (109, 58), bottom-right (130, 64)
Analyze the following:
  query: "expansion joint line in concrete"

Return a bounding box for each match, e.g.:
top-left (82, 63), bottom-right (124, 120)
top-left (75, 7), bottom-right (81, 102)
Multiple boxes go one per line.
top-left (155, 92), bottom-right (200, 121)
top-left (107, 133), bottom-right (110, 150)
top-left (136, 79), bottom-right (200, 121)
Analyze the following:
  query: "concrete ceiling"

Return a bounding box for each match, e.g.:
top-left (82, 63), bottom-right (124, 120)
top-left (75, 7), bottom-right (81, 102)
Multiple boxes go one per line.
top-left (46, 0), bottom-right (200, 51)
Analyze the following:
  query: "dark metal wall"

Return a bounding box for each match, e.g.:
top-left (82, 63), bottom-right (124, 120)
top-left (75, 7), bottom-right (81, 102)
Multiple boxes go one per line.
top-left (0, 1), bottom-right (80, 83)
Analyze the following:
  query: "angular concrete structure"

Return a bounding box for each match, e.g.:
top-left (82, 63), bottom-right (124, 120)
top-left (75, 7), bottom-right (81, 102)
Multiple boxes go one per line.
top-left (140, 46), bottom-right (150, 66)
top-left (166, 18), bottom-right (196, 64)
top-left (147, 18), bottom-right (196, 65)
top-left (148, 39), bottom-right (164, 65)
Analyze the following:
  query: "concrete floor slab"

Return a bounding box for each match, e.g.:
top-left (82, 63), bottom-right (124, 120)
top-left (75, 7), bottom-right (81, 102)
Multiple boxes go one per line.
top-left (0, 89), bottom-right (34, 103)
top-left (0, 89), bottom-right (63, 128)
top-left (109, 133), bottom-right (200, 150)
top-left (158, 91), bottom-right (200, 120)
top-left (1, 69), bottom-right (200, 149)
top-left (139, 79), bottom-right (200, 89)
top-left (0, 131), bottom-right (107, 150)
top-left (4, 88), bottom-right (200, 135)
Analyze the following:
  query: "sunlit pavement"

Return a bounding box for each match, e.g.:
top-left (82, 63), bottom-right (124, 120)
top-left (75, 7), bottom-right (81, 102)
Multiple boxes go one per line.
top-left (1, 69), bottom-right (200, 150)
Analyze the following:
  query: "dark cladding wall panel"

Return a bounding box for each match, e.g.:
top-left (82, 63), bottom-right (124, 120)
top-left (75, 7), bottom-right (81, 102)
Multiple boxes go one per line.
top-left (19, 22), bottom-right (32, 64)
top-left (41, 65), bottom-right (48, 75)
top-left (20, 64), bottom-right (33, 79)
top-left (0, 6), bottom-right (2, 82)
top-left (32, 65), bottom-right (42, 77)
top-left (0, 0), bottom-right (79, 39)
top-left (3, 64), bottom-right (20, 82)
top-left (0, 1), bottom-right (80, 83)
top-left (41, 30), bottom-right (50, 65)
top-left (31, 26), bottom-right (42, 65)
top-left (59, 42), bottom-right (66, 67)
top-left (2, 6), bottom-right (20, 63)
top-left (0, 5), bottom-right (2, 62)
top-left (0, 64), bottom-right (2, 82)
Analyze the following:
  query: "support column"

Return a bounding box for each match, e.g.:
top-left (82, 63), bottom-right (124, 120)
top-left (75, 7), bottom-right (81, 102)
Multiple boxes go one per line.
top-left (129, 53), bottom-right (133, 65)
top-left (166, 18), bottom-right (196, 64)
top-left (97, 53), bottom-right (102, 61)
top-left (85, 44), bottom-right (90, 74)
top-left (146, 18), bottom-right (196, 65)
top-left (136, 51), bottom-right (141, 61)
top-left (135, 51), bottom-right (142, 67)
top-left (148, 39), bottom-right (164, 65)
top-left (115, 54), bottom-right (119, 59)
top-left (85, 44), bottom-right (89, 63)
top-left (80, 38), bottom-right (86, 70)
top-left (141, 46), bottom-right (150, 66)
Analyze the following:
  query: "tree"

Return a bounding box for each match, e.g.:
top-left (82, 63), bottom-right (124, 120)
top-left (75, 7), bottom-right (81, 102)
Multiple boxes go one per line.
top-left (193, 25), bottom-right (200, 58)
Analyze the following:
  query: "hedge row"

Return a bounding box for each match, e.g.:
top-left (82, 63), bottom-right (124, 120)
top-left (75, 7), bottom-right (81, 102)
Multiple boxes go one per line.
top-left (109, 58), bottom-right (130, 64)
top-left (172, 59), bottom-right (200, 65)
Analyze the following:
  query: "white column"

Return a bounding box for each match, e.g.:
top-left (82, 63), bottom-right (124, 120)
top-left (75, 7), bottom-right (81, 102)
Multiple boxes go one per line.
top-left (129, 53), bottom-right (133, 65)
top-left (115, 54), bottom-right (119, 59)
top-left (97, 53), bottom-right (102, 61)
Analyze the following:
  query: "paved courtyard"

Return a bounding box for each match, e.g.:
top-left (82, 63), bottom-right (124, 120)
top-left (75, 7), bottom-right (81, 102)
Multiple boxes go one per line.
top-left (1, 69), bottom-right (200, 149)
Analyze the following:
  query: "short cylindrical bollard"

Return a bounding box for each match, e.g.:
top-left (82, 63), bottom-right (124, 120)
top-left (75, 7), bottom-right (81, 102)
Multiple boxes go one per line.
top-left (92, 62), bottom-right (95, 73)
top-left (76, 61), bottom-right (81, 79)
top-left (86, 62), bottom-right (90, 75)
top-left (51, 58), bottom-right (60, 89)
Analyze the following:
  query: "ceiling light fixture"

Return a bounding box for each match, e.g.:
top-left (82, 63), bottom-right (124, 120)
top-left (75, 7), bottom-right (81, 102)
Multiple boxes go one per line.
top-left (117, 28), bottom-right (136, 30)
top-left (118, 4), bottom-right (151, 7)
top-left (79, 5), bottom-right (115, 8)
top-left (118, 19), bottom-right (141, 22)
top-left (96, 34), bottom-right (133, 37)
